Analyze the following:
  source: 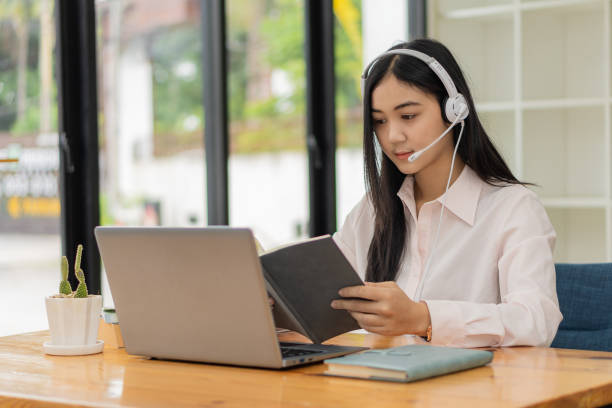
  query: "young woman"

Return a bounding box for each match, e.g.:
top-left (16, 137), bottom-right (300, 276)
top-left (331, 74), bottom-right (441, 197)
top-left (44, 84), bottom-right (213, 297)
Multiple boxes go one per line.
top-left (330, 39), bottom-right (562, 347)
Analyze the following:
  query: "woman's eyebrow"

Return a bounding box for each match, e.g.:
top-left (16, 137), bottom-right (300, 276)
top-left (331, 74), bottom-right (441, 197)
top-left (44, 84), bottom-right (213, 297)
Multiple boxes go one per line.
top-left (393, 101), bottom-right (420, 110)
top-left (371, 101), bottom-right (421, 113)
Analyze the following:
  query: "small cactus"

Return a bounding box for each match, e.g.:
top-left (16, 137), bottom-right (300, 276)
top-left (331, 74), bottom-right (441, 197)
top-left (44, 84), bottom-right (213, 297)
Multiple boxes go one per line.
top-left (59, 256), bottom-right (72, 295)
top-left (55, 244), bottom-right (88, 298)
top-left (74, 268), bottom-right (88, 298)
top-left (74, 244), bottom-right (83, 275)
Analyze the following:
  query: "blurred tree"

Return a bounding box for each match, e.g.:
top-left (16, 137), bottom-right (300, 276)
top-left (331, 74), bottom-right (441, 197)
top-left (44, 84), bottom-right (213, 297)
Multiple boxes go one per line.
top-left (0, 0), bottom-right (362, 148)
top-left (38, 0), bottom-right (53, 133)
top-left (0, 0), bottom-right (57, 135)
top-left (228, 0), bottom-right (362, 152)
top-left (333, 0), bottom-right (363, 148)
top-left (0, 0), bottom-right (33, 128)
top-left (148, 25), bottom-right (205, 156)
top-left (13, 0), bottom-right (30, 122)
top-left (333, 0), bottom-right (362, 111)
top-left (129, 0), bottom-right (362, 154)
top-left (151, 26), bottom-right (203, 134)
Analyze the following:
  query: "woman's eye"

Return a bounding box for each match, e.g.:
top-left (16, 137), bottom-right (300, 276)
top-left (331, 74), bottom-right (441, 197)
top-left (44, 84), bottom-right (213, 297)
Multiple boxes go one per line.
top-left (401, 114), bottom-right (415, 120)
top-left (373, 118), bottom-right (386, 125)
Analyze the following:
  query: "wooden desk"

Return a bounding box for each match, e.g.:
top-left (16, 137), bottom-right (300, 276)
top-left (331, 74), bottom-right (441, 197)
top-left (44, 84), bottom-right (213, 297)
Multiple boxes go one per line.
top-left (0, 331), bottom-right (611, 407)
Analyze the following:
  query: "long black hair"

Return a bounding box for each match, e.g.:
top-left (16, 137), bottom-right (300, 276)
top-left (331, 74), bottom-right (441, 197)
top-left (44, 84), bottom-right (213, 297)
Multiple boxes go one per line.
top-left (363, 38), bottom-right (526, 283)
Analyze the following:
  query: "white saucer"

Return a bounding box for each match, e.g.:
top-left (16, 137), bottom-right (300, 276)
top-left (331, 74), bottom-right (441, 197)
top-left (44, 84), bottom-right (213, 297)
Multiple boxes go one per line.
top-left (43, 340), bottom-right (104, 356)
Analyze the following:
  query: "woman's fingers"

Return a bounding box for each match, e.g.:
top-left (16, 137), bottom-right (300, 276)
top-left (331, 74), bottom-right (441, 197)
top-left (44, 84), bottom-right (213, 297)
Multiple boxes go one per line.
top-left (338, 284), bottom-right (389, 301)
top-left (332, 298), bottom-right (395, 319)
top-left (331, 298), bottom-right (377, 314)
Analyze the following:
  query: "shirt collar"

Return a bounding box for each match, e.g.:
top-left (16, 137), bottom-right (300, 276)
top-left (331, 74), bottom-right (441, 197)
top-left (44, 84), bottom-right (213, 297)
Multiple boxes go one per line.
top-left (396, 165), bottom-right (483, 226)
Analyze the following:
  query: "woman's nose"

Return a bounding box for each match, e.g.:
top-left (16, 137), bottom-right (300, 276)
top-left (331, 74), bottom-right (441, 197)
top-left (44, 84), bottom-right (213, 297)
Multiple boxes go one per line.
top-left (387, 121), bottom-right (407, 143)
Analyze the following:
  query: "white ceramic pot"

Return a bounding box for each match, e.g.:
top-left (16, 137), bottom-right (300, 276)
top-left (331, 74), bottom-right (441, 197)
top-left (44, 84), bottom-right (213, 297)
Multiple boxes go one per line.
top-left (45, 294), bottom-right (102, 346)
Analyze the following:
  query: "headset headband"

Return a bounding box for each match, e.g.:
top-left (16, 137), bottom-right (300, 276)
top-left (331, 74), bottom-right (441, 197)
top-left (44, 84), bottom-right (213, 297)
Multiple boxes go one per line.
top-left (361, 48), bottom-right (469, 123)
top-left (361, 49), bottom-right (459, 99)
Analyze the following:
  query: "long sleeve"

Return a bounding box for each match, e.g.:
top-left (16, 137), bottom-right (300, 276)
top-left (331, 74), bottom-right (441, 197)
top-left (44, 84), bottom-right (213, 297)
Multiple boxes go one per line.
top-left (423, 189), bottom-right (563, 347)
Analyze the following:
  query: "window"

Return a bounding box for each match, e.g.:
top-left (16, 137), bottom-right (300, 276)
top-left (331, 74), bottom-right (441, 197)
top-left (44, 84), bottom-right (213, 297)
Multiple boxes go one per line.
top-left (95, 0), bottom-right (207, 307)
top-left (335, 0), bottom-right (409, 227)
top-left (226, 0), bottom-right (308, 249)
top-left (0, 0), bottom-right (60, 336)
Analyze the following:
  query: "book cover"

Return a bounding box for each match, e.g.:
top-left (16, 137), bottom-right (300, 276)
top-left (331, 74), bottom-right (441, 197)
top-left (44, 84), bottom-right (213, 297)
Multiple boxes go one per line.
top-left (259, 235), bottom-right (364, 344)
top-left (324, 345), bottom-right (494, 382)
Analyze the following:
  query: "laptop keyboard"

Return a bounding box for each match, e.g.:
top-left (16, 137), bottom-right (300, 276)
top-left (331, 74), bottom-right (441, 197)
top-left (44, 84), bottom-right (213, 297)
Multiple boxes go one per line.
top-left (280, 347), bottom-right (320, 359)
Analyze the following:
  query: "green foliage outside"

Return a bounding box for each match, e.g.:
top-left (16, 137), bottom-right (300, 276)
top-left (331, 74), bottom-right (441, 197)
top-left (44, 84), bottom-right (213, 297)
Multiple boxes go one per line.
top-left (0, 68), bottom-right (58, 134)
top-left (0, 13), bottom-right (58, 135)
top-left (151, 26), bottom-right (204, 135)
top-left (1, 0), bottom-right (363, 154)
top-left (151, 0), bottom-right (363, 155)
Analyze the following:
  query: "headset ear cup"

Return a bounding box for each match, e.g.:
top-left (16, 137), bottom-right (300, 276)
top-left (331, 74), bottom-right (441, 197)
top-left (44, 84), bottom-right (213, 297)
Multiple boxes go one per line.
top-left (446, 94), bottom-right (469, 122)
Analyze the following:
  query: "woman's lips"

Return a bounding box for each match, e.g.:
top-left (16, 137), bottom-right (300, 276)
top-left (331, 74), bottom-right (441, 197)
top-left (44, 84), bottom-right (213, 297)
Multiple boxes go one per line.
top-left (395, 151), bottom-right (414, 160)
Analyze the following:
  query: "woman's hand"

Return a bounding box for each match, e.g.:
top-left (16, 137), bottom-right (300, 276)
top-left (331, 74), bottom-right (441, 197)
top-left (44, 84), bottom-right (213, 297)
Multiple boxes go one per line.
top-left (331, 281), bottom-right (431, 337)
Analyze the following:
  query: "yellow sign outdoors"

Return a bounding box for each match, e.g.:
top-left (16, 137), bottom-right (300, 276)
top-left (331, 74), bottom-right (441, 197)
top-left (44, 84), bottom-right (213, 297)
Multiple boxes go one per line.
top-left (6, 196), bottom-right (61, 219)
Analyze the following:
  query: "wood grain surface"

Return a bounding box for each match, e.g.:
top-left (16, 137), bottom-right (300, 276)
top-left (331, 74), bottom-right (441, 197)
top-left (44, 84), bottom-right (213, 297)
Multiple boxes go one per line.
top-left (0, 330), bottom-right (610, 407)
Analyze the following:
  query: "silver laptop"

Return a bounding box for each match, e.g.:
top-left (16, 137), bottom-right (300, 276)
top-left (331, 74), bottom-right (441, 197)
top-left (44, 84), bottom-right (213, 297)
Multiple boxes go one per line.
top-left (94, 226), bottom-right (366, 368)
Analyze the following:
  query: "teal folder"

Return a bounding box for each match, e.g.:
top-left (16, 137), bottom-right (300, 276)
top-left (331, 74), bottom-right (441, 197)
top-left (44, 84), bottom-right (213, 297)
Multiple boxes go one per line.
top-left (323, 345), bottom-right (493, 382)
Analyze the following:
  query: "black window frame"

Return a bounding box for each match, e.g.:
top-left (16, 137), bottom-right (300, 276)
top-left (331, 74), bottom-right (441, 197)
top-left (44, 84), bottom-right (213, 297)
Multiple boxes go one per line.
top-left (56, 0), bottom-right (101, 294)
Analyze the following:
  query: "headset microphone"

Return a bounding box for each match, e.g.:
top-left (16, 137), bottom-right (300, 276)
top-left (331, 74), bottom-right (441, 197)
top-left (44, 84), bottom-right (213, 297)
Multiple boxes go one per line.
top-left (408, 103), bottom-right (467, 163)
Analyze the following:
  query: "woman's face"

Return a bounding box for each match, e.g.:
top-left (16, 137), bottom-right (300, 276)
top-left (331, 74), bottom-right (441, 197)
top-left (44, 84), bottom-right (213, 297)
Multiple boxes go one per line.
top-left (371, 74), bottom-right (453, 175)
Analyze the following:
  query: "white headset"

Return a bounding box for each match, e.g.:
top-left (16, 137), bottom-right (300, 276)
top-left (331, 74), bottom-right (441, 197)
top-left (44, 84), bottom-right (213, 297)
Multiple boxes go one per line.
top-left (361, 48), bottom-right (469, 123)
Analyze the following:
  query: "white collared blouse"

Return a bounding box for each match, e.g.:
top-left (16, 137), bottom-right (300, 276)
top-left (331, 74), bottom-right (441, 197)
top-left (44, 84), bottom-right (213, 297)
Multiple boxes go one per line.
top-left (333, 165), bottom-right (563, 347)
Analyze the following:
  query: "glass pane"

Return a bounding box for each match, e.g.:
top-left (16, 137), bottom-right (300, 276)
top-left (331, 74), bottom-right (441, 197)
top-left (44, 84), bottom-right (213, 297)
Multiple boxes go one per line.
top-left (95, 0), bottom-right (206, 308)
top-left (335, 0), bottom-right (408, 227)
top-left (227, 0), bottom-right (308, 249)
top-left (0, 0), bottom-right (60, 336)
